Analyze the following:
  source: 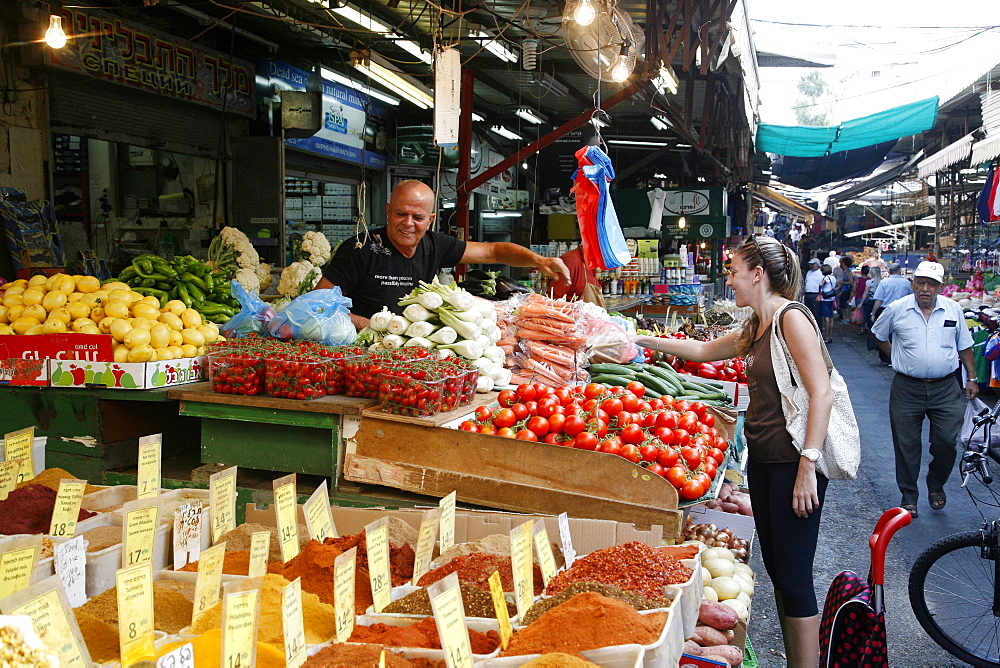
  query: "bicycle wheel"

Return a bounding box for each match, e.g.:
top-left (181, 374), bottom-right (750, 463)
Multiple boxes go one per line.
top-left (909, 531), bottom-right (1000, 667)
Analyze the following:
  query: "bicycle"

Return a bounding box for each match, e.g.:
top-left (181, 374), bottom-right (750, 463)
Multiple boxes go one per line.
top-left (908, 397), bottom-right (1000, 667)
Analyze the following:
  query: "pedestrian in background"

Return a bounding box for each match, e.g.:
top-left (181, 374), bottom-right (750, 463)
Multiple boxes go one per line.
top-left (803, 258), bottom-right (823, 323)
top-left (871, 261), bottom-right (978, 518)
top-left (854, 265), bottom-right (870, 334)
top-left (837, 256), bottom-right (855, 324)
top-left (871, 263), bottom-right (912, 365)
top-left (818, 264), bottom-right (837, 343)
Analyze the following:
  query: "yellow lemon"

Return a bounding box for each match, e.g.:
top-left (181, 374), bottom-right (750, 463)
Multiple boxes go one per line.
top-left (3, 285), bottom-right (25, 296)
top-left (66, 301), bottom-right (91, 320)
top-left (101, 282), bottom-right (130, 293)
top-left (181, 328), bottom-right (205, 347)
top-left (93, 289), bottom-right (110, 301)
top-left (126, 291), bottom-right (146, 305)
top-left (0, 324), bottom-right (12, 335)
top-left (149, 323), bottom-right (171, 349)
top-left (42, 318), bottom-right (67, 334)
top-left (128, 317), bottom-right (152, 330)
top-left (5, 279), bottom-right (27, 290)
top-left (132, 302), bottom-right (160, 320)
top-left (90, 306), bottom-right (106, 322)
top-left (179, 344), bottom-right (199, 358)
top-left (167, 345), bottom-right (184, 358)
top-left (196, 324), bottom-right (218, 344)
top-left (11, 317), bottom-right (40, 335)
top-left (216, 335), bottom-right (227, 343)
top-left (109, 319), bottom-right (132, 342)
top-left (78, 324), bottom-right (101, 336)
top-left (21, 289), bottom-right (44, 307)
top-left (127, 345), bottom-right (155, 363)
top-left (168, 330), bottom-right (183, 347)
top-left (107, 289), bottom-right (131, 303)
top-left (41, 291), bottom-right (67, 312)
top-left (6, 305), bottom-right (24, 321)
top-left (51, 274), bottom-right (76, 295)
top-left (22, 304), bottom-right (47, 322)
top-left (158, 312), bottom-right (184, 331)
top-left (72, 317), bottom-right (97, 332)
top-left (23, 324), bottom-right (44, 336)
top-left (104, 300), bottom-right (130, 320)
top-left (67, 293), bottom-right (85, 303)
top-left (196, 346), bottom-right (206, 356)
top-left (2, 293), bottom-right (24, 308)
top-left (0, 305), bottom-right (7, 324)
top-left (164, 300), bottom-right (186, 316)
top-left (80, 293), bottom-right (102, 307)
top-left (123, 328), bottom-right (151, 350)
top-left (154, 347), bottom-right (174, 361)
top-left (27, 275), bottom-right (47, 287)
top-left (47, 307), bottom-right (71, 325)
top-left (44, 274), bottom-right (63, 291)
top-left (180, 309), bottom-right (203, 328)
top-left (113, 345), bottom-right (130, 362)
top-left (76, 276), bottom-right (100, 294)
top-left (140, 295), bottom-right (159, 308)
top-left (98, 316), bottom-right (117, 335)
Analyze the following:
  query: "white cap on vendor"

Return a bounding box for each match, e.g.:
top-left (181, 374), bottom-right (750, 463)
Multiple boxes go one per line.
top-left (808, 258), bottom-right (821, 266)
top-left (913, 261), bottom-right (944, 284)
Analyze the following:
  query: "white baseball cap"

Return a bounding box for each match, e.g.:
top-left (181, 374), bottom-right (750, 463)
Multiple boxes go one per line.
top-left (808, 258), bottom-right (821, 266)
top-left (913, 261), bottom-right (944, 283)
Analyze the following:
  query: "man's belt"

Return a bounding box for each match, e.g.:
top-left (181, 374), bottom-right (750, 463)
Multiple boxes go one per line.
top-left (896, 372), bottom-right (955, 383)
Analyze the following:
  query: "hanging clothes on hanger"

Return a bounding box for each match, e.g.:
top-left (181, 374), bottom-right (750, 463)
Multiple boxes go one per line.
top-left (572, 145), bottom-right (631, 270)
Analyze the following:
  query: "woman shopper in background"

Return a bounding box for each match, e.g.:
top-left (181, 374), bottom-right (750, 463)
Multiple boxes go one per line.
top-left (818, 264), bottom-right (837, 343)
top-left (632, 235), bottom-right (834, 668)
top-left (854, 265), bottom-right (870, 335)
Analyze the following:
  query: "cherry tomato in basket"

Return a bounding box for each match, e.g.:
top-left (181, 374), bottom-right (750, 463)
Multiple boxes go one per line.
top-left (547, 413), bottom-right (566, 434)
top-left (639, 444), bottom-right (661, 463)
top-left (574, 432), bottom-right (599, 451)
top-left (620, 444), bottom-right (641, 464)
top-left (627, 381), bottom-right (646, 398)
top-left (516, 384), bottom-right (536, 403)
top-left (511, 403), bottom-right (529, 422)
top-left (562, 415), bottom-right (587, 438)
top-left (492, 408), bottom-right (516, 429)
top-left (497, 427), bottom-right (516, 438)
top-left (621, 393), bottom-right (641, 413)
top-left (498, 390), bottom-right (517, 408)
top-left (621, 423), bottom-right (645, 445)
top-left (657, 448), bottom-right (679, 468)
top-left (527, 416), bottom-right (550, 438)
top-left (459, 421), bottom-right (478, 431)
top-left (475, 406), bottom-right (493, 422)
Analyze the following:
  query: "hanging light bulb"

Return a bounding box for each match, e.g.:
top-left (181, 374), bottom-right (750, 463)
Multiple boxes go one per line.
top-left (573, 0), bottom-right (596, 26)
top-left (610, 44), bottom-right (630, 83)
top-left (678, 217), bottom-right (686, 229)
top-left (700, 242), bottom-right (707, 249)
top-left (521, 161), bottom-right (528, 170)
top-left (44, 14), bottom-right (67, 49)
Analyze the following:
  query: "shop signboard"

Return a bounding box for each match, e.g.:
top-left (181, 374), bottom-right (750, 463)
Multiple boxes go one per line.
top-left (266, 61), bottom-right (389, 169)
top-left (0, 334), bottom-right (112, 387)
top-left (46, 8), bottom-right (254, 117)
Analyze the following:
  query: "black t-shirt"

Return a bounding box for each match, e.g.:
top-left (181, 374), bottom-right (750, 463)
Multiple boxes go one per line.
top-left (323, 227), bottom-right (466, 318)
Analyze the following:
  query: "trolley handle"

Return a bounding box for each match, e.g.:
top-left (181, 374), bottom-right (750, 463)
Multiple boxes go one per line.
top-left (868, 507), bottom-right (912, 586)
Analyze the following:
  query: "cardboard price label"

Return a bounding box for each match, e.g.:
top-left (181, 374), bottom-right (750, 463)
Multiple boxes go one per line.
top-left (0, 545), bottom-right (38, 600)
top-left (193, 542), bottom-right (227, 625)
top-left (221, 580), bottom-right (261, 668)
top-left (248, 531), bottom-right (270, 578)
top-left (54, 535), bottom-right (87, 607)
top-left (0, 459), bottom-right (21, 501)
top-left (365, 518), bottom-right (391, 613)
top-left (411, 508), bottom-right (440, 584)
top-left (333, 547), bottom-right (356, 642)
top-left (116, 562), bottom-right (155, 667)
top-left (273, 474), bottom-right (299, 563)
top-left (157, 642), bottom-right (194, 668)
top-left (210, 466), bottom-right (238, 544)
top-left (137, 433), bottom-right (162, 500)
top-left (302, 481), bottom-right (337, 542)
top-left (557, 513), bottom-right (575, 568)
top-left (281, 577), bottom-right (307, 668)
top-left (509, 521), bottom-right (534, 619)
top-left (173, 502), bottom-right (203, 570)
top-left (427, 573), bottom-right (474, 668)
top-left (8, 582), bottom-right (90, 667)
top-left (123, 506), bottom-right (158, 568)
top-left (438, 491), bottom-right (457, 553)
top-left (4, 427), bottom-right (34, 483)
top-left (49, 478), bottom-right (87, 537)
top-left (532, 520), bottom-right (558, 586)
top-left (488, 571), bottom-right (512, 650)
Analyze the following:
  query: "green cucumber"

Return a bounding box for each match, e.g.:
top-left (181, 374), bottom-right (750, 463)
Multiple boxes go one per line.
top-left (588, 363), bottom-right (638, 376)
top-left (591, 374), bottom-right (633, 387)
top-left (634, 372), bottom-right (672, 396)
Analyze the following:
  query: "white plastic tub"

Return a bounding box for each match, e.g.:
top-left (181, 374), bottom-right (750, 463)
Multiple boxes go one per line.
top-left (84, 515), bottom-right (171, 597)
top-left (664, 557), bottom-right (702, 641)
top-left (475, 643), bottom-right (645, 668)
top-left (81, 486), bottom-right (138, 513)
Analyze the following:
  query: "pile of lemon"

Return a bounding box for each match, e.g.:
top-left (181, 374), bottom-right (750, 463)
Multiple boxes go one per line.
top-left (0, 274), bottom-right (225, 362)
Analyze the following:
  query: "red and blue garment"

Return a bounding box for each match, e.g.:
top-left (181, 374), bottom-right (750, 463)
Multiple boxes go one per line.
top-left (573, 145), bottom-right (632, 270)
top-left (977, 165), bottom-right (1000, 223)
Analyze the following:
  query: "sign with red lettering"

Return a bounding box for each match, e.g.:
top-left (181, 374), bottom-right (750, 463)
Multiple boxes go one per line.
top-left (0, 334), bottom-right (112, 386)
top-left (47, 8), bottom-right (254, 117)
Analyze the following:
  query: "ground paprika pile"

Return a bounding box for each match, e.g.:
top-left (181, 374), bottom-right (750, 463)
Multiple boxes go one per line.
top-left (543, 542), bottom-right (692, 599)
top-left (416, 552), bottom-right (544, 595)
top-left (348, 617), bottom-right (500, 654)
top-left (304, 644), bottom-right (445, 667)
top-left (0, 484), bottom-right (96, 534)
top-left (178, 549), bottom-right (252, 575)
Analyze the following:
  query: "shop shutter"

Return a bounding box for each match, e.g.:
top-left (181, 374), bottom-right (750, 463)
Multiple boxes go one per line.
top-left (48, 72), bottom-right (226, 155)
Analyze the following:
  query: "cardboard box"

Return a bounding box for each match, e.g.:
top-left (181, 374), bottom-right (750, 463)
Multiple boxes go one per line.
top-left (48, 356), bottom-right (206, 389)
top-left (0, 334), bottom-right (112, 386)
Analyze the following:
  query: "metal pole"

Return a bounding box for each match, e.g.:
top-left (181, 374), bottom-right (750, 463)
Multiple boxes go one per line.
top-left (455, 67), bottom-right (475, 277)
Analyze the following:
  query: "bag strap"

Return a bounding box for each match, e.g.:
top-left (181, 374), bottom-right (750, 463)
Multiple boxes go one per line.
top-left (771, 302), bottom-right (835, 387)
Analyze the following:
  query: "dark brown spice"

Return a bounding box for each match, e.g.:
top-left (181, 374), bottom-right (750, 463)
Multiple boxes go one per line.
top-left (382, 583), bottom-right (517, 618)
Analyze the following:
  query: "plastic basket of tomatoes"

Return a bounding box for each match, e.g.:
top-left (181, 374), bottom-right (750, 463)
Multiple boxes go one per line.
top-left (378, 365), bottom-right (445, 417)
top-left (264, 355), bottom-right (328, 400)
top-left (344, 353), bottom-right (394, 399)
top-left (209, 351), bottom-right (266, 396)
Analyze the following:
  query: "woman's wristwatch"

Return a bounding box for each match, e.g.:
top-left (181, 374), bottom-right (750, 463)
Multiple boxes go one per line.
top-left (801, 449), bottom-right (822, 462)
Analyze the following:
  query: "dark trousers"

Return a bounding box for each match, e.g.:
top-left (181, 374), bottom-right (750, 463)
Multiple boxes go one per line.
top-left (804, 292), bottom-right (819, 322)
top-left (747, 459), bottom-right (829, 617)
top-left (888, 373), bottom-right (965, 504)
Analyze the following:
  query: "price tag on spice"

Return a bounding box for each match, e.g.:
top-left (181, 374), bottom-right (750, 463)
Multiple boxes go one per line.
top-left (4, 427), bottom-right (34, 483)
top-left (509, 520), bottom-right (534, 619)
top-left (192, 541), bottom-right (227, 625)
top-left (281, 577), bottom-right (307, 668)
top-left (49, 478), bottom-right (87, 537)
top-left (137, 433), bottom-right (162, 500)
top-left (6, 578), bottom-right (91, 667)
top-left (411, 507), bottom-right (440, 584)
top-left (209, 466), bottom-right (238, 544)
top-left (273, 473), bottom-right (299, 563)
top-left (333, 547), bottom-right (356, 642)
top-left (488, 571), bottom-right (512, 650)
top-left (0, 459), bottom-right (21, 501)
top-left (0, 542), bottom-right (38, 600)
top-left (379, 650), bottom-right (386, 668)
top-left (157, 642), bottom-right (194, 668)
top-left (54, 535), bottom-right (86, 607)
top-left (427, 572), bottom-right (474, 668)
top-left (248, 531), bottom-right (270, 578)
top-left (122, 504), bottom-right (158, 568)
top-left (221, 579), bottom-right (261, 668)
top-left (557, 512), bottom-right (575, 568)
top-left (302, 481), bottom-right (337, 541)
top-left (115, 562), bottom-right (155, 667)
top-left (532, 520), bottom-right (558, 586)
top-left (173, 502), bottom-right (203, 570)
top-left (365, 518), bottom-right (391, 613)
top-left (438, 491), bottom-right (457, 553)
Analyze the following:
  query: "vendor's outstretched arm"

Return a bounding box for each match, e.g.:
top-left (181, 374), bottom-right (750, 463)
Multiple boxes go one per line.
top-left (314, 276), bottom-right (370, 330)
top-left (461, 241), bottom-right (571, 283)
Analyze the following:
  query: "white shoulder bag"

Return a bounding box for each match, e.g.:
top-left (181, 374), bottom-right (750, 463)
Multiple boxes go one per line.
top-left (769, 302), bottom-right (860, 480)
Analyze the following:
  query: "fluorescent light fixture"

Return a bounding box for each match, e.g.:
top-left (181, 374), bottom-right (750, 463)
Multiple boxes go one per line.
top-left (652, 64), bottom-right (678, 95)
top-left (490, 125), bottom-right (523, 140)
top-left (471, 31), bottom-right (518, 63)
top-left (515, 108), bottom-right (546, 125)
top-left (333, 5), bottom-right (432, 64)
top-left (482, 211), bottom-right (522, 218)
top-left (591, 116), bottom-right (608, 128)
top-left (352, 53), bottom-right (434, 108)
top-left (607, 139), bottom-right (670, 147)
top-left (653, 173), bottom-right (668, 178)
top-left (472, 113), bottom-right (485, 122)
top-left (319, 66), bottom-right (401, 106)
top-left (650, 116), bottom-right (670, 131)
top-left (535, 73), bottom-right (570, 97)
top-left (442, 201), bottom-right (455, 208)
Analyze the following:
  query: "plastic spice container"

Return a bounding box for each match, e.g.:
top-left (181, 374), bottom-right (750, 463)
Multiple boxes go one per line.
top-left (378, 366), bottom-right (444, 417)
top-left (264, 356), bottom-right (328, 400)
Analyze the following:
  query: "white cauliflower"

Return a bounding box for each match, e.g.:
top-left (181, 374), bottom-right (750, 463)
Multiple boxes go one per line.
top-left (298, 232), bottom-right (332, 267)
top-left (278, 260), bottom-right (321, 297)
top-left (210, 226), bottom-right (259, 274)
top-left (256, 262), bottom-right (273, 292)
top-left (235, 265), bottom-right (261, 293)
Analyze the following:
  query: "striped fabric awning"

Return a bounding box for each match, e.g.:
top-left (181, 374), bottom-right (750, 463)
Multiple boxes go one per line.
top-left (917, 133), bottom-right (975, 179)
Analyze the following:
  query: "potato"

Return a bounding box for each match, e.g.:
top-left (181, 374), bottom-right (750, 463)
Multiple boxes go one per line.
top-left (719, 598), bottom-right (749, 620)
top-left (683, 640), bottom-right (703, 656)
top-left (692, 625), bottom-right (729, 647)
top-left (703, 547), bottom-right (736, 563)
top-left (704, 558), bottom-right (736, 579)
top-left (703, 585), bottom-right (719, 602)
top-left (703, 645), bottom-right (744, 666)
top-left (698, 600), bottom-right (739, 631)
top-left (700, 655), bottom-right (732, 667)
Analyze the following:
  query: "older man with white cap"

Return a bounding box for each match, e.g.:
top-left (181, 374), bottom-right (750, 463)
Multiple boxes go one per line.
top-left (871, 261), bottom-right (978, 518)
top-left (803, 257), bottom-right (823, 322)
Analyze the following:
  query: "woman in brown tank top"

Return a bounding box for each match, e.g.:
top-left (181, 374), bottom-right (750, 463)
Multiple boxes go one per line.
top-left (633, 235), bottom-right (835, 668)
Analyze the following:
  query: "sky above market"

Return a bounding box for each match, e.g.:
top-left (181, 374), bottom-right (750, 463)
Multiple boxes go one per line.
top-left (750, 0), bottom-right (1000, 126)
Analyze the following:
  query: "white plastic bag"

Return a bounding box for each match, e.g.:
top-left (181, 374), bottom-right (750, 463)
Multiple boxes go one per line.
top-left (961, 398), bottom-right (1000, 448)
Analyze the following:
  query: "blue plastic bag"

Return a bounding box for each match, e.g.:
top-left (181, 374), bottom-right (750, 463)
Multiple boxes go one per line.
top-left (221, 280), bottom-right (277, 339)
top-left (266, 288), bottom-right (357, 345)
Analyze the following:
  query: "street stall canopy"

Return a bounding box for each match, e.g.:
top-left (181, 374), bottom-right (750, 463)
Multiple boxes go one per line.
top-left (756, 97), bottom-right (939, 157)
top-left (917, 133), bottom-right (977, 180)
top-left (843, 217), bottom-right (936, 239)
top-left (751, 184), bottom-right (824, 219)
top-left (827, 150), bottom-right (925, 205)
top-left (771, 140), bottom-right (896, 189)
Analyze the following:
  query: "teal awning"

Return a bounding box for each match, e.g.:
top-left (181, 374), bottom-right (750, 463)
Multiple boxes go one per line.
top-left (756, 97), bottom-right (939, 157)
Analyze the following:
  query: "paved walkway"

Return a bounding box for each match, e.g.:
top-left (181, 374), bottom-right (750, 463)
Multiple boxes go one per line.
top-left (746, 319), bottom-right (983, 666)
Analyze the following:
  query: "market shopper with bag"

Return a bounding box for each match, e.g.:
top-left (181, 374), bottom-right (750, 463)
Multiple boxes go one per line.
top-left (632, 235), bottom-right (859, 668)
top-left (871, 261), bottom-right (978, 518)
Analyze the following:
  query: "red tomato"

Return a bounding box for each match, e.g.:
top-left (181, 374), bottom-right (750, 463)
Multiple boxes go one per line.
top-left (523, 401), bottom-right (538, 415)
top-left (591, 419), bottom-right (609, 439)
top-left (527, 416), bottom-right (550, 437)
top-left (497, 389), bottom-right (517, 408)
top-left (478, 425), bottom-right (497, 436)
top-left (641, 413), bottom-right (657, 429)
top-left (532, 383), bottom-right (548, 398)
top-left (626, 381), bottom-right (646, 398)
top-left (511, 403), bottom-right (529, 422)
top-left (581, 399), bottom-right (599, 413)
top-left (701, 413), bottom-right (716, 428)
top-left (621, 423), bottom-right (645, 445)
top-left (612, 411), bottom-right (633, 428)
top-left (547, 413), bottom-right (566, 434)
top-left (621, 393), bottom-right (641, 413)
top-left (497, 427), bottom-right (516, 438)
top-left (665, 465), bottom-right (688, 489)
top-left (696, 423), bottom-right (710, 435)
top-left (601, 397), bottom-right (624, 415)
top-left (599, 439), bottom-right (622, 455)
top-left (554, 386), bottom-right (573, 406)
top-left (610, 386), bottom-right (629, 396)
top-left (620, 444), bottom-right (641, 463)
top-left (682, 446), bottom-right (703, 469)
top-left (563, 405), bottom-right (583, 418)
top-left (647, 398), bottom-right (664, 411)
top-left (678, 412), bottom-right (699, 433)
top-left (703, 459), bottom-right (718, 479)
top-left (593, 408), bottom-right (610, 424)
top-left (714, 436), bottom-right (728, 450)
top-left (536, 399), bottom-right (559, 418)
top-left (707, 447), bottom-right (726, 466)
top-left (637, 401), bottom-right (652, 412)
top-left (475, 406), bottom-right (493, 422)
top-left (655, 412), bottom-right (677, 430)
top-left (689, 401), bottom-right (708, 421)
top-left (657, 448), bottom-right (679, 468)
top-left (680, 478), bottom-right (707, 501)
top-left (543, 433), bottom-right (561, 445)
top-left (655, 427), bottom-right (674, 446)
top-left (639, 444), bottom-right (660, 462)
top-left (492, 408), bottom-right (516, 429)
top-left (648, 462), bottom-right (666, 477)
top-left (661, 395), bottom-right (675, 408)
top-left (673, 429), bottom-right (691, 448)
top-left (516, 384), bottom-right (536, 403)
top-left (459, 420), bottom-right (478, 431)
top-left (515, 428), bottom-right (538, 441)
top-left (583, 383), bottom-right (606, 400)
top-left (674, 399), bottom-right (690, 413)
top-left (563, 415), bottom-right (587, 438)
top-left (574, 432), bottom-right (599, 451)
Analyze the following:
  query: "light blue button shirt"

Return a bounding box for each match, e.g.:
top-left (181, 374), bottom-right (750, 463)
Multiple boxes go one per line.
top-left (872, 275), bottom-right (913, 307)
top-left (871, 294), bottom-right (973, 378)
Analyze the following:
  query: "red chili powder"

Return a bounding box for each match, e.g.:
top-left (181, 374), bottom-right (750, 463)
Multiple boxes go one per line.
top-left (416, 552), bottom-right (544, 595)
top-left (544, 541), bottom-right (692, 599)
top-left (348, 617), bottom-right (500, 654)
top-left (0, 484), bottom-right (96, 535)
